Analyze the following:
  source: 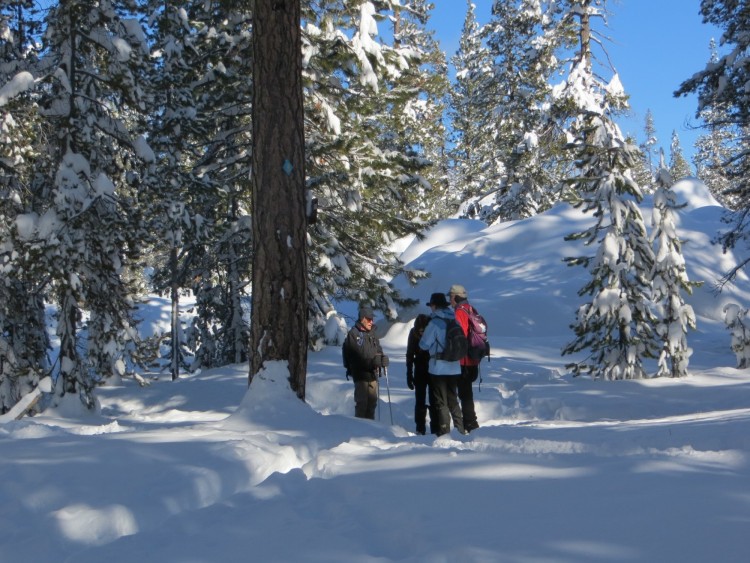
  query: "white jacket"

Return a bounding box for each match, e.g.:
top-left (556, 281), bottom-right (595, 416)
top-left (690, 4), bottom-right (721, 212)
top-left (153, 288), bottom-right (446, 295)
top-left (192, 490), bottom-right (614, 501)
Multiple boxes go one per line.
top-left (418, 307), bottom-right (462, 376)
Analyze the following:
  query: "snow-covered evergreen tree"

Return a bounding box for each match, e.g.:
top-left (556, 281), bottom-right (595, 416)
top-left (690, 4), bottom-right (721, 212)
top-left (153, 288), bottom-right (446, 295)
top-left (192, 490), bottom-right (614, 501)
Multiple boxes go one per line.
top-left (389, 0), bottom-right (451, 219)
top-left (723, 303), bottom-right (750, 368)
top-left (26, 0), bottom-right (153, 407)
top-left (559, 0), bottom-right (657, 380)
top-left (676, 0), bottom-right (750, 285)
top-left (143, 1), bottom-right (254, 371)
top-left (141, 0), bottom-right (201, 378)
top-left (650, 157), bottom-right (697, 377)
top-left (302, 0), bottom-right (429, 342)
top-left (188, 5), bottom-right (254, 368)
top-left (692, 39), bottom-right (735, 209)
top-left (693, 106), bottom-right (735, 207)
top-left (477, 0), bottom-right (560, 223)
top-left (629, 133), bottom-right (654, 193)
top-left (449, 0), bottom-right (495, 214)
top-left (0, 0), bottom-right (50, 412)
top-left (668, 130), bottom-right (692, 181)
top-left (562, 112), bottom-right (658, 380)
top-left (638, 108), bottom-right (657, 183)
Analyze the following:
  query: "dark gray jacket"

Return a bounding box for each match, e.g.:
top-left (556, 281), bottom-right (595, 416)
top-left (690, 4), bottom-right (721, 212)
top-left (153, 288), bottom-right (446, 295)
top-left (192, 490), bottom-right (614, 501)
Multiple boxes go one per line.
top-left (342, 322), bottom-right (383, 382)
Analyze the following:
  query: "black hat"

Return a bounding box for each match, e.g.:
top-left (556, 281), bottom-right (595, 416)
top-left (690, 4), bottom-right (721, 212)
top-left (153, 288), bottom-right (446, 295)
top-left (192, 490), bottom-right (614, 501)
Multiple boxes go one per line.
top-left (426, 292), bottom-right (449, 308)
top-left (358, 305), bottom-right (375, 320)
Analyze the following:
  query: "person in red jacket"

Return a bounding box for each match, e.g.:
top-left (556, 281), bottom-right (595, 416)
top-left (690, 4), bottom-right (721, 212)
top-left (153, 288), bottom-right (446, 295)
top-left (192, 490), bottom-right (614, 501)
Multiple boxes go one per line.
top-left (448, 284), bottom-right (480, 432)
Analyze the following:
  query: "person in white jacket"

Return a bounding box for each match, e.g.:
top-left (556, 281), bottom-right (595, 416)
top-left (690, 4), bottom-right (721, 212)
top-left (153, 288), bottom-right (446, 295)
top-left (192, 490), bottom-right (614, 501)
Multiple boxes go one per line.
top-left (419, 293), bottom-right (465, 435)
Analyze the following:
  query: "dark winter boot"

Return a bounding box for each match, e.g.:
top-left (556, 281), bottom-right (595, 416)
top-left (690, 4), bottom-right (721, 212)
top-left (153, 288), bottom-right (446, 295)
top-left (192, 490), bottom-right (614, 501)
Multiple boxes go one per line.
top-left (415, 406), bottom-right (427, 435)
top-left (427, 404), bottom-right (438, 434)
top-left (436, 405), bottom-right (452, 436)
top-left (449, 404), bottom-right (464, 435)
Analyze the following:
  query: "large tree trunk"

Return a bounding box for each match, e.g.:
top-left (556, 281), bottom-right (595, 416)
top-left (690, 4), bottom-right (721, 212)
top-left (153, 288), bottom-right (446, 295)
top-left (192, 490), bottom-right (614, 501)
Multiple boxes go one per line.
top-left (250, 0), bottom-right (308, 399)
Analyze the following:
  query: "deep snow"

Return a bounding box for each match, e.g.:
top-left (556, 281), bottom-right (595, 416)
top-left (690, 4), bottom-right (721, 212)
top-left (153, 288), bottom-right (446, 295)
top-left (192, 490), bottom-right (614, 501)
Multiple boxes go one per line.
top-left (1, 179), bottom-right (749, 563)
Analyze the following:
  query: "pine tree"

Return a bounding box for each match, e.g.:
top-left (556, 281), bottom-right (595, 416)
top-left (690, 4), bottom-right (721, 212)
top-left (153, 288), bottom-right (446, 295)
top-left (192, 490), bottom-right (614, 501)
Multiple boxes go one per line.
top-left (187, 5), bottom-right (254, 369)
top-left (302, 0), bottom-right (429, 342)
top-left (250, 0), bottom-right (307, 396)
top-left (723, 303), bottom-right (750, 368)
top-left (650, 155), bottom-right (697, 378)
top-left (449, 0), bottom-right (495, 215)
top-left (143, 1), bottom-right (254, 372)
top-left (389, 0), bottom-right (451, 220)
top-left (629, 133), bottom-right (654, 193)
top-left (478, 0), bottom-right (560, 223)
top-left (559, 0), bottom-right (657, 380)
top-left (562, 114), bottom-right (658, 380)
top-left (0, 0), bottom-right (50, 412)
top-left (668, 130), bottom-right (692, 181)
top-left (693, 107), bottom-right (735, 207)
top-left (142, 0), bottom-right (201, 379)
top-left (28, 0), bottom-right (153, 408)
top-left (692, 39), bottom-right (734, 208)
top-left (676, 0), bottom-right (750, 285)
top-left (635, 109), bottom-right (657, 187)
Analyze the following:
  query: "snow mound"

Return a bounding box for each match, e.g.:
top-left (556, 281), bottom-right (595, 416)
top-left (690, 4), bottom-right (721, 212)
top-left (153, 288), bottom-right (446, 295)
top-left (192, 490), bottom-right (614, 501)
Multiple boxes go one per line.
top-left (672, 178), bottom-right (721, 210)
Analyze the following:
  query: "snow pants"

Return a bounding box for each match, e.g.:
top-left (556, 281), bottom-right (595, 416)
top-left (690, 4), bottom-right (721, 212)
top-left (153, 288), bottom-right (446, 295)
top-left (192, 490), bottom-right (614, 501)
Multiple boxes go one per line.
top-left (458, 364), bottom-right (479, 432)
top-left (429, 374), bottom-right (464, 435)
top-left (354, 379), bottom-right (378, 420)
top-left (413, 371), bottom-right (436, 434)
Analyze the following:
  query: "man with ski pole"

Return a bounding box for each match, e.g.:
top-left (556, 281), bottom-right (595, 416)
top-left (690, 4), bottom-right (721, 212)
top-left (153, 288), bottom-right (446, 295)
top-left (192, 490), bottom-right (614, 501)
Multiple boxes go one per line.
top-left (342, 304), bottom-right (389, 420)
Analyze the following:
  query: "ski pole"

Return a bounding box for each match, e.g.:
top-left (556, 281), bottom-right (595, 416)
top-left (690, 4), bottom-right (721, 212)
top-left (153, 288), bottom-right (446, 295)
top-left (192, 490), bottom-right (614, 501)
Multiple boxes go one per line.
top-left (384, 366), bottom-right (393, 425)
top-left (377, 368), bottom-right (381, 421)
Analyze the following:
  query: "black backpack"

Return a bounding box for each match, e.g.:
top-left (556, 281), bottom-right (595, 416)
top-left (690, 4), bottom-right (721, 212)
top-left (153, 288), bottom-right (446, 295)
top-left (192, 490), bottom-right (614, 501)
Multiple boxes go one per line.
top-left (436, 318), bottom-right (468, 362)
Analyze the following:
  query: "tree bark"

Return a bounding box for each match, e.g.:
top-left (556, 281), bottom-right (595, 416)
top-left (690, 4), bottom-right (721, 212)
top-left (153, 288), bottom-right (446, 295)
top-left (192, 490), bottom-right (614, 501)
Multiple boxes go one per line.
top-left (579, 7), bottom-right (591, 71)
top-left (250, 0), bottom-right (308, 399)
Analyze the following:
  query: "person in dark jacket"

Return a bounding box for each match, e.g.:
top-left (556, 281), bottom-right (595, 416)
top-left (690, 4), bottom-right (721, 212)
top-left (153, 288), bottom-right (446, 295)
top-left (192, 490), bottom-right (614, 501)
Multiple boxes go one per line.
top-left (406, 314), bottom-right (434, 434)
top-left (419, 293), bottom-right (464, 435)
top-left (342, 305), bottom-right (387, 420)
top-left (449, 284), bottom-right (480, 432)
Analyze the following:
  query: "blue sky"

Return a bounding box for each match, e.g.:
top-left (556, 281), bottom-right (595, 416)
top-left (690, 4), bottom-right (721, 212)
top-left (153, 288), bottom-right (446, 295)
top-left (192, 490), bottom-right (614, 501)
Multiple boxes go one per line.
top-left (428, 0), bottom-right (722, 165)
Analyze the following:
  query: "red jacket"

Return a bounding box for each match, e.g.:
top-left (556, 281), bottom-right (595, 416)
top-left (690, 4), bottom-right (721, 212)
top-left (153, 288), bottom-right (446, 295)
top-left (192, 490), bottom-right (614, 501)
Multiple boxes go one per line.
top-left (454, 302), bottom-right (480, 367)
